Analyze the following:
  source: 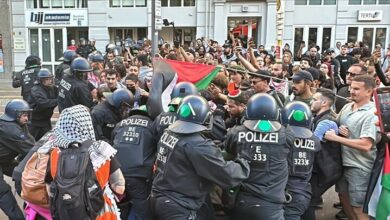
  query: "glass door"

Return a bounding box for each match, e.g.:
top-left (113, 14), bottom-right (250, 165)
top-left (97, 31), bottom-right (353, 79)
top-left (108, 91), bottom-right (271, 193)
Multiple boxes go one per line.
top-left (30, 28), bottom-right (66, 73)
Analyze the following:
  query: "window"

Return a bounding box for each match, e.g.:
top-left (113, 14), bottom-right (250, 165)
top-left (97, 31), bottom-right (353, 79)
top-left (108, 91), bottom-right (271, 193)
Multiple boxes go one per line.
top-left (170, 0), bottom-right (181, 6)
top-left (349, 0), bottom-right (390, 4)
top-left (295, 0), bottom-right (307, 4)
top-left (308, 28), bottom-right (318, 46)
top-left (294, 28), bottom-right (304, 58)
top-left (161, 0), bottom-right (195, 7)
top-left (347, 27), bottom-right (358, 43)
top-left (362, 28), bottom-right (374, 51)
top-left (109, 0), bottom-right (146, 7)
top-left (322, 28), bottom-right (331, 51)
top-left (26, 0), bottom-right (87, 8)
top-left (29, 29), bottom-right (39, 56)
top-left (364, 0), bottom-right (376, 4)
top-left (375, 28), bottom-right (387, 49)
top-left (309, 0), bottom-right (321, 5)
top-left (184, 0), bottom-right (195, 6)
top-left (295, 0), bottom-right (335, 4)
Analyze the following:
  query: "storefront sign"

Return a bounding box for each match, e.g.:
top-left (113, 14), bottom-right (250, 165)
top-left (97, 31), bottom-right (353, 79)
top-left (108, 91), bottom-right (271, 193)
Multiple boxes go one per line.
top-left (25, 9), bottom-right (88, 27)
top-left (14, 38), bottom-right (25, 50)
top-left (358, 10), bottom-right (382, 21)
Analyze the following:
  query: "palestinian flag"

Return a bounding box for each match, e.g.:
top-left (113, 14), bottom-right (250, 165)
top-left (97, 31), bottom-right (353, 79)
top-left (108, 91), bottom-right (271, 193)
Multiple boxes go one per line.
top-left (377, 144), bottom-right (390, 220)
top-left (147, 59), bottom-right (220, 119)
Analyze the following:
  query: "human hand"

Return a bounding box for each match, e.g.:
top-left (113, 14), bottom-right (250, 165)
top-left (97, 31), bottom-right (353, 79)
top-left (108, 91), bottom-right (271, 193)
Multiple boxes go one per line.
top-left (339, 125), bottom-right (350, 137)
top-left (324, 129), bottom-right (338, 141)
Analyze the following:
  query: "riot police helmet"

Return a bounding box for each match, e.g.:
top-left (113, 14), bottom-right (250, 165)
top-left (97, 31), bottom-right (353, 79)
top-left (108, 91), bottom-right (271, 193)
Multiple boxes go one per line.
top-left (1, 99), bottom-right (32, 122)
top-left (63, 50), bottom-right (77, 63)
top-left (25, 55), bottom-right (41, 68)
top-left (38, 68), bottom-right (54, 84)
top-left (106, 88), bottom-right (134, 109)
top-left (91, 53), bottom-right (104, 63)
top-left (281, 101), bottom-right (313, 138)
top-left (243, 93), bottom-right (281, 132)
top-left (70, 57), bottom-right (92, 80)
top-left (169, 95), bottom-right (212, 134)
top-left (170, 82), bottom-right (198, 106)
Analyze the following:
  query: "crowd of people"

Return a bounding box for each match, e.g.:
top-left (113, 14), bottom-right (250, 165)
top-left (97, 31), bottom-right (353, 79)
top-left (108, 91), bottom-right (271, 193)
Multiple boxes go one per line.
top-left (0, 34), bottom-right (389, 220)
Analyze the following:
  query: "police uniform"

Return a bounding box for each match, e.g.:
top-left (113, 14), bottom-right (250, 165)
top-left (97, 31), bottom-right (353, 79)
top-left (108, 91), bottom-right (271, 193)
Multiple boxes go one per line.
top-left (284, 130), bottom-right (320, 220)
top-left (55, 62), bottom-right (70, 85)
top-left (58, 74), bottom-right (94, 112)
top-left (281, 101), bottom-right (321, 220)
top-left (152, 111), bottom-right (178, 141)
top-left (0, 107), bottom-right (35, 220)
top-left (91, 101), bottom-right (121, 144)
top-left (151, 95), bottom-right (251, 220)
top-left (225, 123), bottom-right (294, 220)
top-left (28, 81), bottom-right (58, 141)
top-left (112, 110), bottom-right (157, 220)
top-left (19, 67), bottom-right (40, 103)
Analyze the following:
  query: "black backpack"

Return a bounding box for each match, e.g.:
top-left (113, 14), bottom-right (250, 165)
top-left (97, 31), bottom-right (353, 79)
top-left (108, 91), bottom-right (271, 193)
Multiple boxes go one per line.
top-left (49, 140), bottom-right (105, 220)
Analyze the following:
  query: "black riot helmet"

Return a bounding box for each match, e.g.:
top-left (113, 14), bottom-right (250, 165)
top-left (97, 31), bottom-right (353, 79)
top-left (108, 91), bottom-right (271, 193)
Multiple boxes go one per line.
top-left (0, 99), bottom-right (32, 122)
top-left (169, 95), bottom-right (212, 134)
top-left (25, 55), bottom-right (41, 69)
top-left (170, 82), bottom-right (198, 106)
top-left (281, 101), bottom-right (313, 138)
top-left (63, 50), bottom-right (77, 63)
top-left (244, 93), bottom-right (281, 132)
top-left (70, 57), bottom-right (92, 80)
top-left (106, 88), bottom-right (134, 109)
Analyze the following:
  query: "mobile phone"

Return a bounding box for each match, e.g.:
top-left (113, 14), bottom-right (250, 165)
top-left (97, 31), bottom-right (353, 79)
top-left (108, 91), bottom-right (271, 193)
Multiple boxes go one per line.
top-left (374, 87), bottom-right (390, 133)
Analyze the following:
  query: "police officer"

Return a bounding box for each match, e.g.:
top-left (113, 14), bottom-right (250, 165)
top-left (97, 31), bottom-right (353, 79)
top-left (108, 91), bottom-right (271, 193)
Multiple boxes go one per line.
top-left (281, 101), bottom-right (321, 220)
top-left (55, 50), bottom-right (77, 85)
top-left (112, 105), bottom-right (157, 220)
top-left (58, 57), bottom-right (95, 112)
top-left (224, 93), bottom-right (294, 220)
top-left (28, 68), bottom-right (58, 141)
top-left (152, 82), bottom-right (198, 140)
top-left (152, 95), bottom-right (252, 220)
top-left (0, 99), bottom-right (35, 220)
top-left (12, 55), bottom-right (41, 103)
top-left (76, 38), bottom-right (92, 58)
top-left (91, 88), bottom-right (133, 144)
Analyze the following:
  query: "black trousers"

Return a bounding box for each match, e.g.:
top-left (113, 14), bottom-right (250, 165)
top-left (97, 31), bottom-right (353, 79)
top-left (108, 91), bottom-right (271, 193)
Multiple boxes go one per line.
top-left (284, 191), bottom-right (311, 220)
top-left (151, 196), bottom-right (198, 220)
top-left (0, 165), bottom-right (24, 220)
top-left (233, 193), bottom-right (284, 220)
top-left (126, 177), bottom-right (152, 220)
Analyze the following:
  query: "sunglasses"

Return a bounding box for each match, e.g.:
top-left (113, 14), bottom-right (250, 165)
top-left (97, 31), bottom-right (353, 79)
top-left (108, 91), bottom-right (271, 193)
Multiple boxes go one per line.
top-left (347, 72), bottom-right (360, 77)
top-left (250, 80), bottom-right (262, 85)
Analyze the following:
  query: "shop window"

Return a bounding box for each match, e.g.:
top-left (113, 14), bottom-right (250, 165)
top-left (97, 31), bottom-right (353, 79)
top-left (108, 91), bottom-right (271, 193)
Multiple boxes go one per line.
top-left (362, 28), bottom-right (374, 51)
top-left (110, 0), bottom-right (121, 7)
top-left (162, 0), bottom-right (168, 6)
top-left (138, 28), bottom-right (147, 40)
top-left (379, 0), bottom-right (390, 3)
top-left (375, 28), bottom-right (387, 49)
top-left (65, 0), bottom-right (76, 8)
top-left (322, 28), bottom-right (331, 51)
top-left (347, 27), bottom-right (358, 43)
top-left (309, 0), bottom-right (321, 5)
top-left (294, 28), bottom-right (304, 58)
top-left (308, 28), bottom-right (318, 46)
top-left (40, 0), bottom-right (50, 8)
top-left (349, 0), bottom-right (361, 4)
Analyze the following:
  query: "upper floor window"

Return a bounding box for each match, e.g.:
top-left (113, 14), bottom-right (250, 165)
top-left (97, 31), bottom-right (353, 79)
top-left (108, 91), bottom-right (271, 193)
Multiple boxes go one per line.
top-left (162, 0), bottom-right (195, 7)
top-left (26, 0), bottom-right (87, 8)
top-left (110, 0), bottom-right (147, 7)
top-left (295, 0), bottom-right (336, 5)
top-left (349, 0), bottom-right (390, 4)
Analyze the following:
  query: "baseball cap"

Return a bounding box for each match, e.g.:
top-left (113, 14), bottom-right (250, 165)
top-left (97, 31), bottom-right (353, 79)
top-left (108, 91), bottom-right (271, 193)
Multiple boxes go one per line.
top-left (292, 70), bottom-right (313, 82)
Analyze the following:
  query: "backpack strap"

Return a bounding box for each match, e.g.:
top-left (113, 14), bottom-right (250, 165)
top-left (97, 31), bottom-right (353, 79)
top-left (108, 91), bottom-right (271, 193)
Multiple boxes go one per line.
top-left (50, 148), bottom-right (61, 179)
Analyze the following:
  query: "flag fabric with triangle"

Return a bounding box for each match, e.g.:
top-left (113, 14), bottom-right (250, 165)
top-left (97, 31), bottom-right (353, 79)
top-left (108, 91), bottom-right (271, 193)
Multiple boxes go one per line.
top-left (376, 144), bottom-right (390, 220)
top-left (147, 59), bottom-right (220, 119)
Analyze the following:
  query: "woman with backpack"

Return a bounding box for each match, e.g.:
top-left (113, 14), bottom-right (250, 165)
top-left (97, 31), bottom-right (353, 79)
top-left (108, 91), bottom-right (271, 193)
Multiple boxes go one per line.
top-left (45, 105), bottom-right (125, 220)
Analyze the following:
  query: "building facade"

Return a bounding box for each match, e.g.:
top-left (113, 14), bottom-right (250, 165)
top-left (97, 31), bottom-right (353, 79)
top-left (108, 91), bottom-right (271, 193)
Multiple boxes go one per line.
top-left (8, 0), bottom-right (390, 73)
